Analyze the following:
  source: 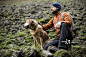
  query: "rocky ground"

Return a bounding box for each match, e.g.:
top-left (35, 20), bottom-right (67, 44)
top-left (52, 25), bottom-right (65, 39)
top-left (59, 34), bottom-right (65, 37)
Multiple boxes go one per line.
top-left (0, 0), bottom-right (86, 57)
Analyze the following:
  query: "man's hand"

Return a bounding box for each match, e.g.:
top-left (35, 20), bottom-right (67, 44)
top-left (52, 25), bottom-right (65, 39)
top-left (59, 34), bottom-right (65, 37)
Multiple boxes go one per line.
top-left (55, 21), bottom-right (61, 29)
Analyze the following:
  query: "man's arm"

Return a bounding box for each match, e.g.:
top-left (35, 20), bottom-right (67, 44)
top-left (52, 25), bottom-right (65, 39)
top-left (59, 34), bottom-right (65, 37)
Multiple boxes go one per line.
top-left (38, 18), bottom-right (53, 31)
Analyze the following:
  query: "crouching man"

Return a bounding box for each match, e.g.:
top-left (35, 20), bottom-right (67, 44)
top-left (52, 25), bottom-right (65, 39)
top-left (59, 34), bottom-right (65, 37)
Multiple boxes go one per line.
top-left (39, 3), bottom-right (74, 53)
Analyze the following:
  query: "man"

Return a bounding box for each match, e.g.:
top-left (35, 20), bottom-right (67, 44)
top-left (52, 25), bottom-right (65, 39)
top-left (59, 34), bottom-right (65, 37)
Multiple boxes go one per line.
top-left (39, 3), bottom-right (73, 52)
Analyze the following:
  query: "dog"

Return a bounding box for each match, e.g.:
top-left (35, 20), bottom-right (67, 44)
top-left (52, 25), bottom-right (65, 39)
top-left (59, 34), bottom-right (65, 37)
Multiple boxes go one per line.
top-left (24, 19), bottom-right (51, 50)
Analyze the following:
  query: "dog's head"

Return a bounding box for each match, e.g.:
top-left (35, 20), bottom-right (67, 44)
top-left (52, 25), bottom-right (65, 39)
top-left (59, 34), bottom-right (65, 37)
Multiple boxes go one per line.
top-left (23, 19), bottom-right (38, 30)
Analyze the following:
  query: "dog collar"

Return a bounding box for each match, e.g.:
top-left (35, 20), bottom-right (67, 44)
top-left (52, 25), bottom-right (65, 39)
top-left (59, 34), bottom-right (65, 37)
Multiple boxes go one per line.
top-left (32, 24), bottom-right (38, 30)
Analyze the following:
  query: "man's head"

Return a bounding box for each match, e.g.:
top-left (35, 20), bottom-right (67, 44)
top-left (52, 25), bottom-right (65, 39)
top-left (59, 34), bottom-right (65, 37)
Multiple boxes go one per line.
top-left (51, 3), bottom-right (61, 14)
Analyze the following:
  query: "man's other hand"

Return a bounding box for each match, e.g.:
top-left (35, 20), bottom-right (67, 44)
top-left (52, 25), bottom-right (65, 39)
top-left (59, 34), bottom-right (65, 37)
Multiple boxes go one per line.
top-left (55, 21), bottom-right (61, 29)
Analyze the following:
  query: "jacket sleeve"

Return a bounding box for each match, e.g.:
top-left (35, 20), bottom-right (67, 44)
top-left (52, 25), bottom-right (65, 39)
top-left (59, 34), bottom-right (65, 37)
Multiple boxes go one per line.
top-left (43, 18), bottom-right (54, 31)
top-left (62, 12), bottom-right (72, 28)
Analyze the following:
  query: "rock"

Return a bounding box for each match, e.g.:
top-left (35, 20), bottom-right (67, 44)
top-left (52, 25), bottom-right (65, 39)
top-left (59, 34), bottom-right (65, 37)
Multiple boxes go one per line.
top-left (19, 46), bottom-right (53, 57)
top-left (78, 7), bottom-right (84, 10)
top-left (83, 13), bottom-right (86, 16)
top-left (72, 45), bottom-right (81, 51)
top-left (64, 5), bottom-right (67, 7)
top-left (71, 42), bottom-right (79, 45)
top-left (19, 9), bottom-right (24, 15)
top-left (42, 50), bottom-right (53, 57)
top-left (71, 46), bottom-right (86, 57)
top-left (11, 50), bottom-right (20, 57)
top-left (53, 49), bottom-right (71, 57)
top-left (31, 11), bottom-right (36, 14)
top-left (19, 46), bottom-right (42, 57)
top-left (83, 19), bottom-right (86, 22)
top-left (0, 49), bottom-right (13, 57)
top-left (4, 20), bottom-right (10, 26)
top-left (15, 18), bottom-right (20, 21)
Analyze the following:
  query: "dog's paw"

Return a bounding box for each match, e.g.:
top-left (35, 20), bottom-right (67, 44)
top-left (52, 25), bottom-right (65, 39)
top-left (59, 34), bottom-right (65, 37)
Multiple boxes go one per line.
top-left (41, 48), bottom-right (44, 50)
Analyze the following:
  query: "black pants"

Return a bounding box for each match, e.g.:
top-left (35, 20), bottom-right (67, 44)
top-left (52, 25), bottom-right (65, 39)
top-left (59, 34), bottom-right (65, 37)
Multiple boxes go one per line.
top-left (44, 23), bottom-right (73, 50)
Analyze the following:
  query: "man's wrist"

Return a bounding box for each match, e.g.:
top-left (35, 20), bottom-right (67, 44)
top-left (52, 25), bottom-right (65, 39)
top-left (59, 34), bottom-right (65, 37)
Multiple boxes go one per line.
top-left (61, 21), bottom-right (64, 23)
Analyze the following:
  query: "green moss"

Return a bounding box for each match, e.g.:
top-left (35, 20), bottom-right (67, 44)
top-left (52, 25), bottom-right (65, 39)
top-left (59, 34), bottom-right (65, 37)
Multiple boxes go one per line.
top-left (36, 18), bottom-right (45, 22)
top-left (79, 47), bottom-right (86, 54)
top-left (6, 40), bottom-right (13, 44)
top-left (1, 42), bottom-right (7, 47)
top-left (8, 32), bottom-right (12, 34)
top-left (0, 49), bottom-right (13, 57)
top-left (72, 45), bottom-right (81, 48)
top-left (23, 14), bottom-right (28, 17)
top-left (48, 15), bottom-right (53, 20)
top-left (17, 31), bottom-right (27, 37)
top-left (6, 34), bottom-right (15, 39)
top-left (6, 44), bottom-right (20, 51)
top-left (78, 33), bottom-right (84, 36)
top-left (27, 42), bottom-right (33, 46)
top-left (71, 45), bottom-right (86, 57)
top-left (0, 37), bottom-right (5, 43)
top-left (26, 30), bottom-right (30, 34)
top-left (0, 33), bottom-right (6, 36)
top-left (22, 46), bottom-right (31, 56)
top-left (17, 42), bottom-right (25, 46)
top-left (80, 37), bottom-right (86, 40)
top-left (71, 45), bottom-right (81, 54)
top-left (36, 48), bottom-right (44, 57)
top-left (54, 49), bottom-right (71, 57)
top-left (1, 39), bottom-right (15, 48)
top-left (52, 38), bottom-right (55, 40)
top-left (21, 21), bottom-right (25, 25)
top-left (25, 38), bottom-right (32, 43)
top-left (0, 11), bottom-right (5, 16)
top-left (48, 31), bottom-right (56, 39)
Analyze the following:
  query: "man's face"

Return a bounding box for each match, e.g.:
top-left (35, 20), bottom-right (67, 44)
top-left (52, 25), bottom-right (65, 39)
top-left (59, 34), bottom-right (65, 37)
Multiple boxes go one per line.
top-left (51, 6), bottom-right (59, 14)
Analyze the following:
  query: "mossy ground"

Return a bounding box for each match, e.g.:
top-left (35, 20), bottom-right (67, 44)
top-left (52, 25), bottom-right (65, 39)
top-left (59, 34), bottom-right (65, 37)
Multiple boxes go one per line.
top-left (0, 0), bottom-right (86, 57)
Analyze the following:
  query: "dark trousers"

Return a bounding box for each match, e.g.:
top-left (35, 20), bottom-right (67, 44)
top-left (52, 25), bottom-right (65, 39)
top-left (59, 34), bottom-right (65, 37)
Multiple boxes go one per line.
top-left (44, 23), bottom-right (73, 50)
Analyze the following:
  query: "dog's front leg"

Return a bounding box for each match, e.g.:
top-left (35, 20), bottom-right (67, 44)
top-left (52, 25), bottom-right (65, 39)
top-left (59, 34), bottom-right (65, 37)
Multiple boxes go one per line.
top-left (40, 37), bottom-right (44, 50)
top-left (33, 37), bottom-right (36, 49)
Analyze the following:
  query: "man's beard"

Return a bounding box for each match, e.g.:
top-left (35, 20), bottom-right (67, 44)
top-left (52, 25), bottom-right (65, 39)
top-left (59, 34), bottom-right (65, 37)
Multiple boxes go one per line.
top-left (52, 10), bottom-right (59, 14)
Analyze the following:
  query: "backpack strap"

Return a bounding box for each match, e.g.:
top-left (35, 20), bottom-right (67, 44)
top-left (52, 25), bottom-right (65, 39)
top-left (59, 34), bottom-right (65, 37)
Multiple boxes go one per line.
top-left (53, 18), bottom-right (60, 24)
top-left (61, 12), bottom-right (64, 21)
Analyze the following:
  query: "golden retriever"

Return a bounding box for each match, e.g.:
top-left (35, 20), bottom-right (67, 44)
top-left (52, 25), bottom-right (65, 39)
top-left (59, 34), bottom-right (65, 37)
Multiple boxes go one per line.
top-left (23, 19), bottom-right (51, 50)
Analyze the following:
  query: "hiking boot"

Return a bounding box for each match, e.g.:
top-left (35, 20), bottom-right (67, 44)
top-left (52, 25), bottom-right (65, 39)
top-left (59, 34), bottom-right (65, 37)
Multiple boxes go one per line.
top-left (42, 50), bottom-right (53, 56)
top-left (49, 47), bottom-right (61, 53)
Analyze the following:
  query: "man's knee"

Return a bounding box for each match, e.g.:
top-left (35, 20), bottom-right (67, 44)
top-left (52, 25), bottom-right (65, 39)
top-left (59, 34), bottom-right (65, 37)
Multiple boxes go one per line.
top-left (61, 23), bottom-right (67, 27)
top-left (60, 23), bottom-right (69, 31)
top-left (44, 42), bottom-right (53, 50)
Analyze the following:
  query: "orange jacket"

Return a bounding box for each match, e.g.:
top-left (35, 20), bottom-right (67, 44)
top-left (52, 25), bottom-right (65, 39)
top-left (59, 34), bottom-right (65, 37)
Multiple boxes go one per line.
top-left (42, 11), bottom-right (73, 38)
